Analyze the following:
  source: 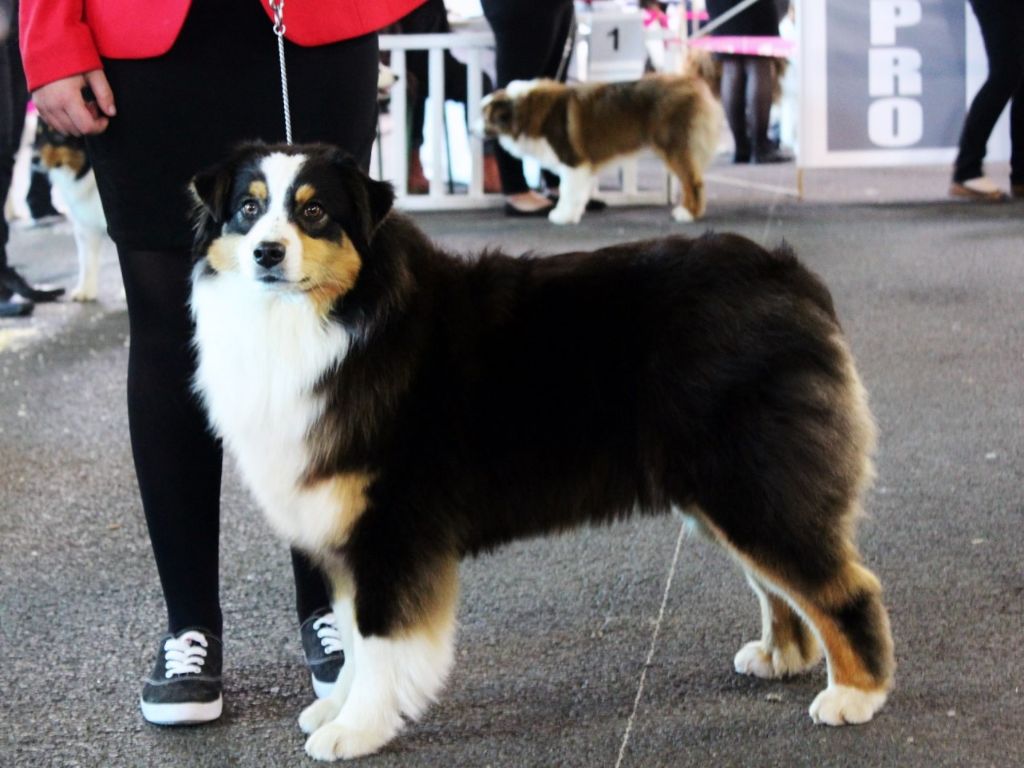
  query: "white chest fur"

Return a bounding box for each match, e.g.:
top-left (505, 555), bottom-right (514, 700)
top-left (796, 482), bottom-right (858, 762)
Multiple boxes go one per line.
top-left (190, 270), bottom-right (351, 553)
top-left (498, 134), bottom-right (563, 173)
top-left (48, 167), bottom-right (106, 230)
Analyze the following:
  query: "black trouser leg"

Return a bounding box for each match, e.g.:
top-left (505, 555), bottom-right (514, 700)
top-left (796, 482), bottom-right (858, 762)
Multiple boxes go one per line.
top-left (26, 170), bottom-right (58, 219)
top-left (720, 57), bottom-right (751, 161)
top-left (0, 10), bottom-right (29, 268)
top-left (746, 57), bottom-right (775, 158)
top-left (953, 0), bottom-right (1024, 183)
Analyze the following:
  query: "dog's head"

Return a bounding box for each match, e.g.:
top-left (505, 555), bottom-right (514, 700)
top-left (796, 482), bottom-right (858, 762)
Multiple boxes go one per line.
top-left (480, 79), bottom-right (563, 139)
top-left (34, 120), bottom-right (90, 176)
top-left (190, 143), bottom-right (394, 311)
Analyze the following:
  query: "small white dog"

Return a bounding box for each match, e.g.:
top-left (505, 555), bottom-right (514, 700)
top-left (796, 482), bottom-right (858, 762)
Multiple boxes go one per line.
top-left (34, 122), bottom-right (109, 301)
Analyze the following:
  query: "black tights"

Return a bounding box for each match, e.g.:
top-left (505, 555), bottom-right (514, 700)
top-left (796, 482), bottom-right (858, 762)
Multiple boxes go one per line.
top-left (719, 55), bottom-right (775, 162)
top-left (118, 248), bottom-right (330, 637)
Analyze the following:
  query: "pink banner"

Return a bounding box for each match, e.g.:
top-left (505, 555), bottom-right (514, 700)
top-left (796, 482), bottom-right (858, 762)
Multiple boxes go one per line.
top-left (686, 35), bottom-right (794, 59)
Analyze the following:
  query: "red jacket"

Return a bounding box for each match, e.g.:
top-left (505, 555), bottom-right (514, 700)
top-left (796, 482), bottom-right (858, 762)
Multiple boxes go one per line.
top-left (20, 0), bottom-right (423, 92)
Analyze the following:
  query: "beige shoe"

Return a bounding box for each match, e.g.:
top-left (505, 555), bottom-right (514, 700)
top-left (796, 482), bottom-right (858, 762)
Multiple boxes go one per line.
top-left (949, 176), bottom-right (1007, 201)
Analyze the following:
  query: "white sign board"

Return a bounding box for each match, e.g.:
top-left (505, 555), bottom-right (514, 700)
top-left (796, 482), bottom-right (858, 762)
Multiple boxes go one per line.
top-left (586, 8), bottom-right (647, 82)
top-left (799, 0), bottom-right (1010, 167)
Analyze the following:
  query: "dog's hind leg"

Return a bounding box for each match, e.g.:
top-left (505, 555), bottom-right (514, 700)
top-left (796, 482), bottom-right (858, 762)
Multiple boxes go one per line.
top-left (752, 554), bottom-right (893, 726)
top-left (734, 571), bottom-right (822, 679)
top-left (303, 554), bottom-right (459, 760)
top-left (703, 508), bottom-right (894, 726)
top-left (660, 150), bottom-right (705, 222)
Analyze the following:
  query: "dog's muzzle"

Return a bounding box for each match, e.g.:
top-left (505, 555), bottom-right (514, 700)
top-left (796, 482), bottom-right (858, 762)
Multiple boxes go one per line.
top-left (254, 241), bottom-right (286, 282)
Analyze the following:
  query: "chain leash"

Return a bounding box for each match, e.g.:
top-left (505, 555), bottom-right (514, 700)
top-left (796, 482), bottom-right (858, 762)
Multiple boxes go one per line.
top-left (269, 0), bottom-right (293, 144)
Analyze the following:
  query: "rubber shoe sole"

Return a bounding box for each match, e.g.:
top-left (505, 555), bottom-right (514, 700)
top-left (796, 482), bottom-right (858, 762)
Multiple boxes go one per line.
top-left (949, 182), bottom-right (1007, 201)
top-left (140, 695), bottom-right (223, 725)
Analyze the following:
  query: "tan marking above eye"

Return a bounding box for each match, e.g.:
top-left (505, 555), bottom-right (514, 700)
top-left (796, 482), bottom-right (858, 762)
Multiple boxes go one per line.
top-left (295, 183), bottom-right (316, 205)
top-left (248, 180), bottom-right (268, 200)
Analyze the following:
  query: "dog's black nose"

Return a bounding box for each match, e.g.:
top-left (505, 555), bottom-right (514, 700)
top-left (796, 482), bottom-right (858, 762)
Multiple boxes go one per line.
top-left (254, 242), bottom-right (286, 268)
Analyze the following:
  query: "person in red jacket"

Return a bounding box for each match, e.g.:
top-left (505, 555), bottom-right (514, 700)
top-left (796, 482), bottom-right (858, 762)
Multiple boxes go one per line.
top-left (22, 0), bottom-right (425, 726)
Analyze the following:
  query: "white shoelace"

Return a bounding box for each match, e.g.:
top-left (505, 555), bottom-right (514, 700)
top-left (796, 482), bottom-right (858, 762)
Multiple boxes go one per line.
top-left (163, 631), bottom-right (209, 678)
top-left (313, 613), bottom-right (343, 655)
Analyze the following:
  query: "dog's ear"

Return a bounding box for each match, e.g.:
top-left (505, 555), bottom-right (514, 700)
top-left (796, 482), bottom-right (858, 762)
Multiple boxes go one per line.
top-left (328, 150), bottom-right (394, 246)
top-left (190, 159), bottom-right (235, 225)
top-left (364, 174), bottom-right (395, 236)
top-left (482, 93), bottom-right (515, 136)
top-left (189, 157), bottom-right (238, 254)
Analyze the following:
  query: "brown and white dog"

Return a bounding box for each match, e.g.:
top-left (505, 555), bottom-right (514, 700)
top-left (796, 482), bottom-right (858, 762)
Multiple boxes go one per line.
top-left (34, 122), bottom-right (109, 301)
top-left (189, 143), bottom-right (894, 761)
top-left (481, 75), bottom-right (723, 225)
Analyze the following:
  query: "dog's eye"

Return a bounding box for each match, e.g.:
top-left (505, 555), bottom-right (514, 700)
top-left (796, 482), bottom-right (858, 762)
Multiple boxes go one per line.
top-left (301, 202), bottom-right (324, 221)
top-left (240, 199), bottom-right (260, 218)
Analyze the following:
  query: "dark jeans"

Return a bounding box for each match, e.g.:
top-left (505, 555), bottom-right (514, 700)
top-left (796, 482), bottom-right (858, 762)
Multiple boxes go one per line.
top-left (953, 0), bottom-right (1024, 184)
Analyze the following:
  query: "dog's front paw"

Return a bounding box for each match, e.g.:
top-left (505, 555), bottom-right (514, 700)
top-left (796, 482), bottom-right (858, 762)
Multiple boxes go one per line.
top-left (671, 206), bottom-right (695, 223)
top-left (299, 698), bottom-right (342, 734)
top-left (69, 285), bottom-right (98, 302)
top-left (734, 640), bottom-right (820, 679)
top-left (304, 720), bottom-right (395, 761)
top-left (809, 684), bottom-right (887, 726)
top-left (548, 207), bottom-right (581, 225)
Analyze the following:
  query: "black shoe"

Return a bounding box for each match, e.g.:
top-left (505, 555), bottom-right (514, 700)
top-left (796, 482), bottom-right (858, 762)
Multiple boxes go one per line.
top-left (140, 629), bottom-right (223, 725)
top-left (751, 148), bottom-right (794, 164)
top-left (301, 609), bottom-right (345, 699)
top-left (545, 193), bottom-right (608, 212)
top-left (0, 266), bottom-right (65, 303)
top-left (0, 288), bottom-right (34, 317)
top-left (503, 201), bottom-right (555, 218)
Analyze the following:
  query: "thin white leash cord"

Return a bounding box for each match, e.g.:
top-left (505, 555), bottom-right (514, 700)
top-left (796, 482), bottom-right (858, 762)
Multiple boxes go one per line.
top-left (270, 0), bottom-right (293, 145)
top-left (613, 519), bottom-right (687, 768)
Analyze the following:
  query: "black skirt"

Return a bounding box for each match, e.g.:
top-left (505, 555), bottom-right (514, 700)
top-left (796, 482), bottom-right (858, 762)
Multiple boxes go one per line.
top-left (86, 0), bottom-right (380, 251)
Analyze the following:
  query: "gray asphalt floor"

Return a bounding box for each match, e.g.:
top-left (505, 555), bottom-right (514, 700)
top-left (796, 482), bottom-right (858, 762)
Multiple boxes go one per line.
top-left (2, 161), bottom-right (1022, 767)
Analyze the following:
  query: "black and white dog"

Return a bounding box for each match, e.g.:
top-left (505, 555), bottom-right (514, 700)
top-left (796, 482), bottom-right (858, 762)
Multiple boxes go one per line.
top-left (34, 122), bottom-right (108, 301)
top-left (189, 143), bottom-right (894, 761)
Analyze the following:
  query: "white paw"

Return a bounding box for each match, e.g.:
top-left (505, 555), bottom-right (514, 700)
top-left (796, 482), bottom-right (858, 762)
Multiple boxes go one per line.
top-left (671, 206), bottom-right (694, 223)
top-left (734, 640), bottom-right (820, 679)
top-left (299, 698), bottom-right (341, 735)
top-left (809, 684), bottom-right (887, 726)
top-left (304, 720), bottom-right (396, 761)
top-left (70, 285), bottom-right (98, 302)
top-left (548, 207), bottom-right (581, 225)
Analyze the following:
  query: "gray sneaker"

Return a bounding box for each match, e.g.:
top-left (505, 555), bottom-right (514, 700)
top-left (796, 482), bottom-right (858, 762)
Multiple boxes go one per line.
top-left (140, 629), bottom-right (223, 725)
top-left (301, 610), bottom-right (344, 699)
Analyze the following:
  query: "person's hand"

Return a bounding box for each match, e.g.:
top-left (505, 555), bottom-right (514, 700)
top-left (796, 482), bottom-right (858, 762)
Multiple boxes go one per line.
top-left (32, 69), bottom-right (116, 136)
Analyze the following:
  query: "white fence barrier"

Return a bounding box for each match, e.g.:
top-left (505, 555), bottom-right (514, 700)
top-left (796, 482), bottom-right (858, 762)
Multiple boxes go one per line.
top-left (375, 28), bottom-right (673, 212)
